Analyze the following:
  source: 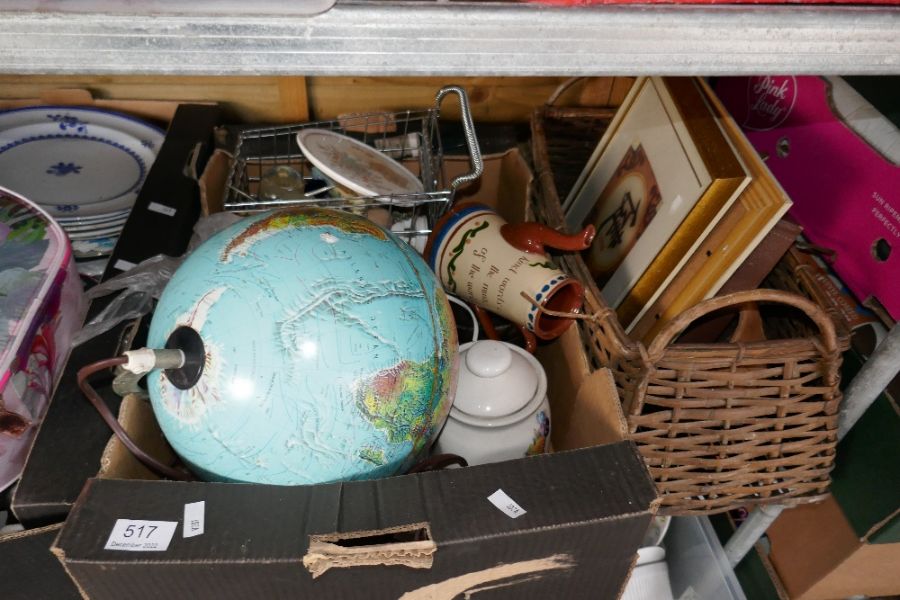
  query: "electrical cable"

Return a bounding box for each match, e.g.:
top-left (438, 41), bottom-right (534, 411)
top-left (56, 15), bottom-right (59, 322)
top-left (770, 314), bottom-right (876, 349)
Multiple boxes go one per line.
top-left (76, 356), bottom-right (192, 481)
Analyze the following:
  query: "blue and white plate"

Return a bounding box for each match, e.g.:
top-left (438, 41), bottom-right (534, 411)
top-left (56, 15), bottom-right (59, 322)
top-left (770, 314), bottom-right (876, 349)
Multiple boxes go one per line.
top-left (0, 122), bottom-right (159, 218)
top-left (0, 105), bottom-right (165, 153)
top-left (61, 216), bottom-right (128, 234)
top-left (57, 208), bottom-right (130, 226)
top-left (66, 223), bottom-right (124, 240)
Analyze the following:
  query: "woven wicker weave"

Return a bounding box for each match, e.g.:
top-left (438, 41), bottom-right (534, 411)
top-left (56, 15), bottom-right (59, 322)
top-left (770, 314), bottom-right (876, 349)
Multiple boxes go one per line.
top-left (532, 103), bottom-right (846, 515)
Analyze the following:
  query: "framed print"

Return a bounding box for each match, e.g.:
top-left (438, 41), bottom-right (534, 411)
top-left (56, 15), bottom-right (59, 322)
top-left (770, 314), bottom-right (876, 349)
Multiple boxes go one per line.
top-left (564, 77), bottom-right (750, 323)
top-left (626, 77), bottom-right (793, 341)
top-left (580, 142), bottom-right (662, 285)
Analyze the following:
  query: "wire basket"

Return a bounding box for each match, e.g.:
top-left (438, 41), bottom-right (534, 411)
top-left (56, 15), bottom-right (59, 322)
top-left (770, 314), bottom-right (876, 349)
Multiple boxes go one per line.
top-left (224, 86), bottom-right (483, 249)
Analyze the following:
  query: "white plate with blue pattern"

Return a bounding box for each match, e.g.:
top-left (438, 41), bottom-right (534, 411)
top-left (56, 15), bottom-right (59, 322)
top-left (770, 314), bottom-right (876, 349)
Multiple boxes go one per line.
top-left (57, 208), bottom-right (131, 226)
top-left (0, 105), bottom-right (165, 153)
top-left (0, 122), bottom-right (160, 218)
top-left (60, 214), bottom-right (128, 234)
top-left (67, 223), bottom-right (124, 240)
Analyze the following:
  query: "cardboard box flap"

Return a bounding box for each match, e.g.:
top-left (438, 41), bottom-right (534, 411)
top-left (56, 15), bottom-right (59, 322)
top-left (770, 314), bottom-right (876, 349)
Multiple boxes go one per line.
top-left (442, 148), bottom-right (534, 225)
top-left (0, 524), bottom-right (81, 600)
top-left (99, 394), bottom-right (175, 480)
top-left (55, 441), bottom-right (655, 565)
top-left (536, 325), bottom-right (630, 452)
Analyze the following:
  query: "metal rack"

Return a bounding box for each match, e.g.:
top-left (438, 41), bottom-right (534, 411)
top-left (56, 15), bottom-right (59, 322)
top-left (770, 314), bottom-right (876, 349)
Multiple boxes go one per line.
top-left (224, 85), bottom-right (482, 247)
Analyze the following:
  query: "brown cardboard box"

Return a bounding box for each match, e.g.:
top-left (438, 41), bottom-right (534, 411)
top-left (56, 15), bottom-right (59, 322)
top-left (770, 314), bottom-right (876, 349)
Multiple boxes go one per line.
top-left (444, 148), bottom-right (534, 225)
top-left (766, 352), bottom-right (900, 600)
top-left (47, 134), bottom-right (657, 598)
top-left (767, 496), bottom-right (900, 600)
top-left (535, 324), bottom-right (629, 453)
top-left (52, 359), bottom-right (655, 599)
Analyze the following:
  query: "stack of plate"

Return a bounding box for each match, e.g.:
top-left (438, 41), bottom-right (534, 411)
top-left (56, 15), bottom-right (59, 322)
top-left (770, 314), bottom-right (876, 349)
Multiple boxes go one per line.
top-left (0, 106), bottom-right (165, 260)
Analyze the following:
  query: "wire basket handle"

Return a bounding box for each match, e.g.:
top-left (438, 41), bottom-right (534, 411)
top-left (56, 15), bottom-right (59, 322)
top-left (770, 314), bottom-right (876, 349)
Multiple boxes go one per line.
top-left (646, 288), bottom-right (841, 360)
top-left (435, 85), bottom-right (483, 192)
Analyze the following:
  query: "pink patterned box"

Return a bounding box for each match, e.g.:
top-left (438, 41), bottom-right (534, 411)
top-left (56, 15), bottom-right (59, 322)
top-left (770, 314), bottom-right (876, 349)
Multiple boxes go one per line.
top-left (1, 186), bottom-right (85, 492)
top-left (715, 76), bottom-right (900, 320)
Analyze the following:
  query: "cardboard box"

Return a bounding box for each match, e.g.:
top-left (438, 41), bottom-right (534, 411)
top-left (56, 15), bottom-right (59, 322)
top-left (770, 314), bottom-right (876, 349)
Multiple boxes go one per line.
top-left (5, 118), bottom-right (656, 597)
top-left (52, 329), bottom-right (656, 599)
top-left (766, 348), bottom-right (900, 600)
top-left (50, 279), bottom-right (657, 599)
top-left (0, 524), bottom-right (80, 599)
top-left (767, 495), bottom-right (899, 600)
top-left (11, 97), bottom-right (222, 526)
top-left (715, 76), bottom-right (900, 322)
top-left (54, 442), bottom-right (654, 599)
top-left (534, 325), bottom-right (630, 453)
top-left (444, 148), bottom-right (535, 225)
top-left (12, 129), bottom-right (525, 527)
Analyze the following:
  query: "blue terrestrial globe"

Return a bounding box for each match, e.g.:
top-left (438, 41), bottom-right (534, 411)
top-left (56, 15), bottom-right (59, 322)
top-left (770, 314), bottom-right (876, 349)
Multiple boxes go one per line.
top-left (147, 207), bottom-right (458, 485)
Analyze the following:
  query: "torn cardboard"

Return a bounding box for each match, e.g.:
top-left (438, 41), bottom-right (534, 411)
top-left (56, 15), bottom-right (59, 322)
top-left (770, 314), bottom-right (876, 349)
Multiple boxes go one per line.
top-left (304, 523), bottom-right (436, 578)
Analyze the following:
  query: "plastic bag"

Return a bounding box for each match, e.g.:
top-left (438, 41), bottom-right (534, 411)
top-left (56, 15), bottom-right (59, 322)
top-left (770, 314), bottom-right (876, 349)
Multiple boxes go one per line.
top-left (71, 212), bottom-right (244, 347)
top-left (71, 255), bottom-right (181, 347)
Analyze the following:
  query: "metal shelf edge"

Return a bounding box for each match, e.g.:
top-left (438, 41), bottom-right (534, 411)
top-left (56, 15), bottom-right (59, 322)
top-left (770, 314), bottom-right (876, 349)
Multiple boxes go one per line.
top-left (2, 2), bottom-right (899, 76)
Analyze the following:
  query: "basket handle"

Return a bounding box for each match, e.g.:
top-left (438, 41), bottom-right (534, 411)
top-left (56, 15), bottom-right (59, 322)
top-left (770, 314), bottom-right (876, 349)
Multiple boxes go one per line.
top-left (435, 85), bottom-right (483, 191)
top-left (646, 289), bottom-right (840, 360)
top-left (546, 77), bottom-right (587, 106)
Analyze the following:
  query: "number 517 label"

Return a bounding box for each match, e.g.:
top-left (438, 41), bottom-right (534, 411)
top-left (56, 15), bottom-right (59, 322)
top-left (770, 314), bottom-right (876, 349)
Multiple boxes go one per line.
top-left (105, 519), bottom-right (178, 552)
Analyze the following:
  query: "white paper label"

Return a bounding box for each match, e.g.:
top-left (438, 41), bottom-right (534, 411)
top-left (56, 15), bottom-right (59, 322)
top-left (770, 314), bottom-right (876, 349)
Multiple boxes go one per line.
top-left (148, 202), bottom-right (177, 217)
top-left (104, 519), bottom-right (177, 552)
top-left (488, 489), bottom-right (527, 519)
top-left (183, 501), bottom-right (205, 538)
top-left (113, 259), bottom-right (136, 271)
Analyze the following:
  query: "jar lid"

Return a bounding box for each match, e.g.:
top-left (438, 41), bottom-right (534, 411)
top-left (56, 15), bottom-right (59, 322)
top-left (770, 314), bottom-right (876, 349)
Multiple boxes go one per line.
top-left (453, 340), bottom-right (539, 418)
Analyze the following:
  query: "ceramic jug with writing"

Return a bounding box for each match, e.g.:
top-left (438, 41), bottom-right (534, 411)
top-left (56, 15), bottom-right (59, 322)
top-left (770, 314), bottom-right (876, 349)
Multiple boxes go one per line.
top-left (425, 203), bottom-right (595, 342)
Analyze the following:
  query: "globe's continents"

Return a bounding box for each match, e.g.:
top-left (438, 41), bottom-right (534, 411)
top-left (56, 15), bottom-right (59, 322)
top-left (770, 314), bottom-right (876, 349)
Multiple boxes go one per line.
top-left (147, 207), bottom-right (458, 485)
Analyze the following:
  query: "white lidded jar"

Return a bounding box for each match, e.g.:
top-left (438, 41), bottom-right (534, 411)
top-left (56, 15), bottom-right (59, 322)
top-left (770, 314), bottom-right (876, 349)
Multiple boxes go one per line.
top-left (434, 340), bottom-right (551, 466)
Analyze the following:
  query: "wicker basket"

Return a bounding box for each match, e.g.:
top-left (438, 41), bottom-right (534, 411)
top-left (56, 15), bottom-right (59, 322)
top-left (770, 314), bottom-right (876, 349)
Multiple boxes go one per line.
top-left (532, 100), bottom-right (846, 515)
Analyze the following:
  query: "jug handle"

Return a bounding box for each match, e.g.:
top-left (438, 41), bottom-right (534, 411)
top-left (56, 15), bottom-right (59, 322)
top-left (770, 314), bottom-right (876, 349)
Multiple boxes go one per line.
top-left (500, 223), bottom-right (596, 255)
top-left (472, 304), bottom-right (537, 354)
top-left (473, 303), bottom-right (500, 341)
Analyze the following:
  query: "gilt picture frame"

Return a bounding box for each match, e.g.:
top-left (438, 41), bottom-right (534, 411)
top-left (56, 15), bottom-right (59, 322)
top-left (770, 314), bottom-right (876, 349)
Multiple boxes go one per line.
top-left (563, 77), bottom-right (750, 324)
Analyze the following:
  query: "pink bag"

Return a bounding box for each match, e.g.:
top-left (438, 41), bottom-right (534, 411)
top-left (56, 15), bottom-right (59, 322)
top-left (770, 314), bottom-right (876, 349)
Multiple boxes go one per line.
top-left (1, 186), bottom-right (85, 492)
